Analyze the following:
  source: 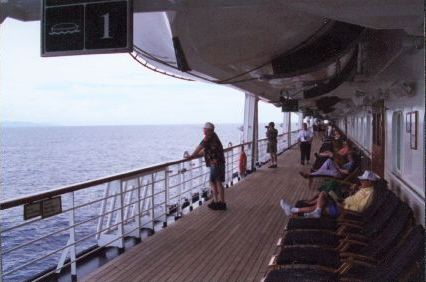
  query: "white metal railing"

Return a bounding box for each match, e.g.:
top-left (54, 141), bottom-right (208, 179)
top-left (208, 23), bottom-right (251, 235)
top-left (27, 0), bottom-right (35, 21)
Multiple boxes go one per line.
top-left (0, 132), bottom-right (300, 281)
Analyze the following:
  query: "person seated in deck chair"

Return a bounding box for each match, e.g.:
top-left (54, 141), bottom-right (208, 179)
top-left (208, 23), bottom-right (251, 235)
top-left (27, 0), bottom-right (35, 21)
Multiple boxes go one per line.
top-left (311, 150), bottom-right (334, 170)
top-left (300, 152), bottom-right (358, 189)
top-left (334, 141), bottom-right (351, 165)
top-left (311, 142), bottom-right (334, 170)
top-left (337, 141), bottom-right (350, 157)
top-left (279, 170), bottom-right (379, 218)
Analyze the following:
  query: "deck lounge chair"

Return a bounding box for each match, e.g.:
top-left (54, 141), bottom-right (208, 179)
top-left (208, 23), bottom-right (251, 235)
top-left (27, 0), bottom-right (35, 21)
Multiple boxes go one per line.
top-left (275, 203), bottom-right (413, 266)
top-left (281, 190), bottom-right (400, 248)
top-left (285, 179), bottom-right (390, 232)
top-left (265, 225), bottom-right (424, 282)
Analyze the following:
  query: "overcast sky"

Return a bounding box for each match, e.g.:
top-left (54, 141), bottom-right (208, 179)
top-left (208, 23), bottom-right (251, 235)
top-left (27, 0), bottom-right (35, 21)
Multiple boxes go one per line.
top-left (1, 19), bottom-right (284, 126)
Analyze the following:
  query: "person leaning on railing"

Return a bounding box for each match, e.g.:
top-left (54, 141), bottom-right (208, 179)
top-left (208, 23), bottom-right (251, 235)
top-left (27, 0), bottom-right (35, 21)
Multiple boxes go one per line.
top-left (186, 122), bottom-right (227, 211)
top-left (279, 170), bottom-right (379, 218)
top-left (266, 122), bottom-right (278, 168)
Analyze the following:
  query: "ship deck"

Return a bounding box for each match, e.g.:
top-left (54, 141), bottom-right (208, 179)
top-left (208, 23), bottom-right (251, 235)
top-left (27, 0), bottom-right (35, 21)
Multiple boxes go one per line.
top-left (83, 138), bottom-right (320, 282)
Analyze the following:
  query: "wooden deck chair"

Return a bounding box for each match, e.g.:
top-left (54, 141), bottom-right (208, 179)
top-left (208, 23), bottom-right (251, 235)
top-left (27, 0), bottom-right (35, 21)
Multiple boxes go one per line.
top-left (285, 187), bottom-right (398, 238)
top-left (265, 225), bottom-right (424, 282)
top-left (277, 203), bottom-right (413, 260)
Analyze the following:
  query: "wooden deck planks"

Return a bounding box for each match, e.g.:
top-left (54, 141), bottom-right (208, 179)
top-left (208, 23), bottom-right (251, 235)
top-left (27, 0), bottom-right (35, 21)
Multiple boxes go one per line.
top-left (83, 139), bottom-right (321, 282)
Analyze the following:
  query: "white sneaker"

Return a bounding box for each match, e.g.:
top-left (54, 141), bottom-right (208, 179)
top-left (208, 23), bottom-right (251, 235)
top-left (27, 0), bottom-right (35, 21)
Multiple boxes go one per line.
top-left (280, 199), bottom-right (292, 216)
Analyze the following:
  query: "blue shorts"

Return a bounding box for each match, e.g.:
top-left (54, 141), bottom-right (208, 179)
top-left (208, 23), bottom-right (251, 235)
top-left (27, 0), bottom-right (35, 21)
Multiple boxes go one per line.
top-left (326, 203), bottom-right (341, 218)
top-left (209, 163), bottom-right (225, 182)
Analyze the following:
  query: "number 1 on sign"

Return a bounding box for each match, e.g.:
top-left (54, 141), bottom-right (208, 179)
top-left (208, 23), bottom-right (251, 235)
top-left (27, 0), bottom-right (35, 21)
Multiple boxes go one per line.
top-left (100, 13), bottom-right (112, 39)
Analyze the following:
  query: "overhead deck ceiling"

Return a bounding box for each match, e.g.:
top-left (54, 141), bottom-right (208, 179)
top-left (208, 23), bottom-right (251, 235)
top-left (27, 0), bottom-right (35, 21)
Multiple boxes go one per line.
top-left (2, 0), bottom-right (424, 119)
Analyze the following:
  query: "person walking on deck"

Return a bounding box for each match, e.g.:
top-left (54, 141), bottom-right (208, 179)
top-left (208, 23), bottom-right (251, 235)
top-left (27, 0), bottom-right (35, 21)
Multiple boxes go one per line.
top-left (266, 122), bottom-right (278, 168)
top-left (297, 123), bottom-right (313, 165)
top-left (187, 122), bottom-right (227, 211)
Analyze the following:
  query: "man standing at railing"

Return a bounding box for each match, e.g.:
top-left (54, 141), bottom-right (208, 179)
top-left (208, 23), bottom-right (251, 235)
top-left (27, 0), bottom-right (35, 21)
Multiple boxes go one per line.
top-left (186, 122), bottom-right (227, 211)
top-left (297, 123), bottom-right (313, 165)
top-left (266, 122), bottom-right (278, 168)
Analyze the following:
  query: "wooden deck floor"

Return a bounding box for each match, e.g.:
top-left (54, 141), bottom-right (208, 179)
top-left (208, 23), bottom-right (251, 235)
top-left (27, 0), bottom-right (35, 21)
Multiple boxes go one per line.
top-left (83, 139), bottom-right (321, 282)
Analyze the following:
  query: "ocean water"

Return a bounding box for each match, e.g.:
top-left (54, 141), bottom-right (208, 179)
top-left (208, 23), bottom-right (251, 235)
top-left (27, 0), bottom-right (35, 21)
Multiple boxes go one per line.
top-left (0, 124), bottom-right (246, 281)
top-left (1, 125), bottom-right (244, 201)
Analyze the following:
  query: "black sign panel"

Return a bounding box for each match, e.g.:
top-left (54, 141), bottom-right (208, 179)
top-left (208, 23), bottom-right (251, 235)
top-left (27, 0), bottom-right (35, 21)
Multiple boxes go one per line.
top-left (281, 99), bottom-right (299, 112)
top-left (42, 0), bottom-right (132, 56)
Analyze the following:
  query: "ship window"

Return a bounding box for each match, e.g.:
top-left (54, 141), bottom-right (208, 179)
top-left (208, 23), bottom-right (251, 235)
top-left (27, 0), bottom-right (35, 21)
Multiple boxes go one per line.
top-left (393, 112), bottom-right (403, 171)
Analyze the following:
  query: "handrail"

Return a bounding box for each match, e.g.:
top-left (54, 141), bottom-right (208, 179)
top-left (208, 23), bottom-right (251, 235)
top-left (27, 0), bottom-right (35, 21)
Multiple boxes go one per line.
top-left (0, 132), bottom-right (299, 210)
top-left (0, 140), bottom-right (249, 210)
top-left (0, 127), bottom-right (303, 281)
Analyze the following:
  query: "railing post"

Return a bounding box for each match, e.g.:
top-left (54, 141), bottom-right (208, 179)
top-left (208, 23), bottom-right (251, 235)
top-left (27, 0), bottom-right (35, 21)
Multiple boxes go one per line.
top-left (140, 177), bottom-right (149, 222)
top-left (114, 181), bottom-right (127, 232)
top-left (198, 158), bottom-right (204, 205)
top-left (163, 168), bottom-right (169, 227)
top-left (0, 223), bottom-right (3, 282)
top-left (188, 160), bottom-right (194, 211)
top-left (177, 162), bottom-right (184, 219)
top-left (229, 143), bottom-right (234, 186)
top-left (117, 180), bottom-right (125, 251)
top-left (56, 192), bottom-right (77, 279)
top-left (123, 182), bottom-right (133, 223)
top-left (136, 176), bottom-right (142, 238)
top-left (150, 174), bottom-right (155, 231)
top-left (105, 187), bottom-right (118, 233)
top-left (225, 143), bottom-right (231, 187)
top-left (183, 151), bottom-right (194, 211)
top-left (96, 183), bottom-right (110, 239)
top-left (69, 192), bottom-right (77, 279)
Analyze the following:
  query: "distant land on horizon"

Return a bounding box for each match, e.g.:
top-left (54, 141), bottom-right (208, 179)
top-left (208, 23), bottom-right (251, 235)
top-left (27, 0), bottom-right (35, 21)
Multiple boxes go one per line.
top-left (1, 121), bottom-right (57, 127)
top-left (1, 121), bottom-right (248, 128)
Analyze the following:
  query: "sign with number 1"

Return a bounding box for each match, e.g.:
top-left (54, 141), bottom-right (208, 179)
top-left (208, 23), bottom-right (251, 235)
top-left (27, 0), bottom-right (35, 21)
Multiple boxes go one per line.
top-left (42, 0), bottom-right (133, 57)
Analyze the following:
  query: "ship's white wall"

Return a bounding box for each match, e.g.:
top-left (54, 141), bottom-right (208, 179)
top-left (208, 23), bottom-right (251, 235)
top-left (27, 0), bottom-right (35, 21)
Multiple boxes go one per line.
top-left (336, 49), bottom-right (425, 225)
top-left (383, 49), bottom-right (425, 225)
top-left (344, 109), bottom-right (373, 158)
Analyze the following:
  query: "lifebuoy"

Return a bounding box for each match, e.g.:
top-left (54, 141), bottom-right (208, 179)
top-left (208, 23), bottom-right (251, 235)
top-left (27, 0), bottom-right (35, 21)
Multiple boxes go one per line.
top-left (239, 148), bottom-right (247, 177)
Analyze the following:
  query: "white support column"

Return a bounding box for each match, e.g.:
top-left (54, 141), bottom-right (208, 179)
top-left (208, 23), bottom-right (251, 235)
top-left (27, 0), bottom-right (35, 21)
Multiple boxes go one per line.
top-left (287, 112), bottom-right (292, 146)
top-left (243, 93), bottom-right (255, 143)
top-left (253, 100), bottom-right (259, 168)
top-left (283, 112), bottom-right (290, 148)
top-left (298, 112), bottom-right (304, 129)
top-left (243, 93), bottom-right (258, 171)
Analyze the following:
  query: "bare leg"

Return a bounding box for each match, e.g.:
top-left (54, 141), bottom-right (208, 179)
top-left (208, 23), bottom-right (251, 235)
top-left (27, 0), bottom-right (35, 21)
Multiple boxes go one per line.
top-left (316, 192), bottom-right (327, 208)
top-left (295, 205), bottom-right (317, 213)
top-left (295, 192), bottom-right (328, 213)
top-left (308, 178), bottom-right (314, 189)
top-left (306, 194), bottom-right (319, 204)
top-left (216, 181), bottom-right (225, 203)
top-left (210, 181), bottom-right (218, 202)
